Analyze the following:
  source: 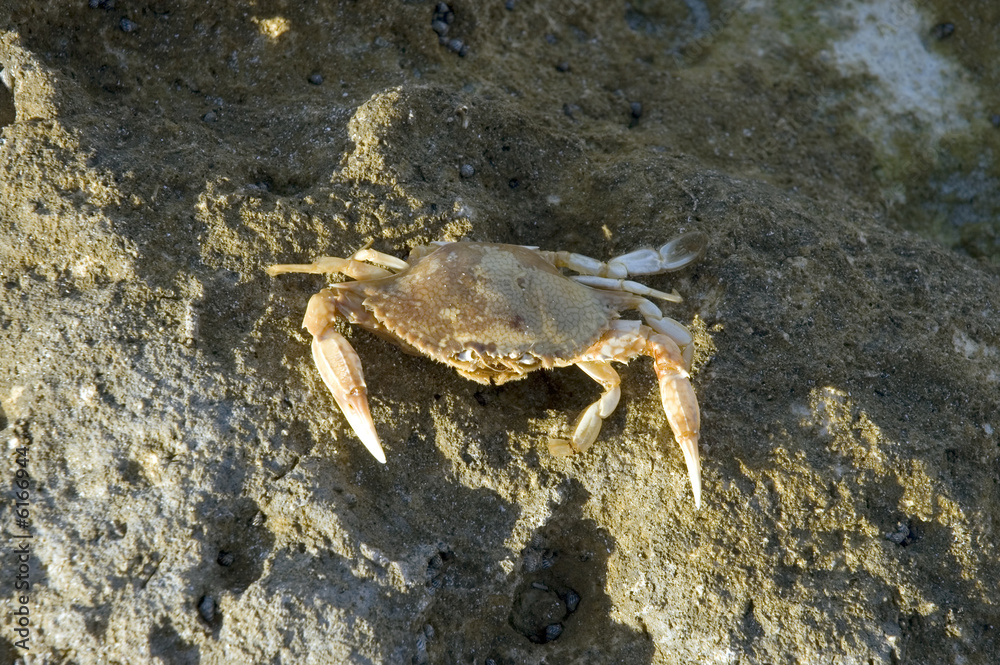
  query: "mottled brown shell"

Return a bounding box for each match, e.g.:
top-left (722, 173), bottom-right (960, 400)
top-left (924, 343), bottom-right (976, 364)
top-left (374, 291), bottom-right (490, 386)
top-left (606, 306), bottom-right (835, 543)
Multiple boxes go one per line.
top-left (352, 243), bottom-right (623, 381)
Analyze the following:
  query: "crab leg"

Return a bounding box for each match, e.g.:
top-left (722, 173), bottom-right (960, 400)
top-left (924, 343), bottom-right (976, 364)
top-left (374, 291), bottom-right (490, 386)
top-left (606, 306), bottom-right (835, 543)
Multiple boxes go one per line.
top-left (571, 275), bottom-right (681, 302)
top-left (636, 299), bottom-right (692, 344)
top-left (560, 321), bottom-right (702, 508)
top-left (605, 231), bottom-right (707, 278)
top-left (351, 248), bottom-right (409, 272)
top-left (266, 243), bottom-right (412, 279)
top-left (548, 361), bottom-right (621, 456)
top-left (633, 298), bottom-right (695, 370)
top-left (541, 231), bottom-right (707, 279)
top-left (266, 256), bottom-right (393, 280)
top-left (303, 292), bottom-right (386, 464)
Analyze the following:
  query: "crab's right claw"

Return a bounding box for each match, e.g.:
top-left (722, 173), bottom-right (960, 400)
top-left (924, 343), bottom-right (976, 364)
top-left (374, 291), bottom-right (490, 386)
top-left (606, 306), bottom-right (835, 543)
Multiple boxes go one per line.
top-left (305, 293), bottom-right (386, 463)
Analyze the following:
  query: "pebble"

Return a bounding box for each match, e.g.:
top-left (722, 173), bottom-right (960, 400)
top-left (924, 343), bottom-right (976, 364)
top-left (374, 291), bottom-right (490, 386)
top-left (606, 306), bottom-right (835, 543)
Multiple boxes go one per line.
top-left (198, 595), bottom-right (216, 623)
top-left (433, 3), bottom-right (466, 56)
top-left (930, 22), bottom-right (955, 40)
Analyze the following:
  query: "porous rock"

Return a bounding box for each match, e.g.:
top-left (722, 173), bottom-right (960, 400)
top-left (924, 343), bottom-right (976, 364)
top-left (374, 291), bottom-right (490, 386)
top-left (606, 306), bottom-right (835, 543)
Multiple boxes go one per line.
top-left (1, 2), bottom-right (997, 663)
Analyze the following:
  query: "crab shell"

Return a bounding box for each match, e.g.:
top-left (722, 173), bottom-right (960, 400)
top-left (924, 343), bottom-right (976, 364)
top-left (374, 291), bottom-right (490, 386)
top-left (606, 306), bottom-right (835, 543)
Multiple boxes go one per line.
top-left (343, 243), bottom-right (642, 382)
top-left (268, 235), bottom-right (706, 507)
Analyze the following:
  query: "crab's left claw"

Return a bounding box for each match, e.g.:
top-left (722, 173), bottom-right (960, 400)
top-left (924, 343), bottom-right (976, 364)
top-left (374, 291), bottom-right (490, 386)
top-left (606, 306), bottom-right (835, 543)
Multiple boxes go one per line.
top-left (648, 333), bottom-right (702, 509)
top-left (305, 292), bottom-right (386, 464)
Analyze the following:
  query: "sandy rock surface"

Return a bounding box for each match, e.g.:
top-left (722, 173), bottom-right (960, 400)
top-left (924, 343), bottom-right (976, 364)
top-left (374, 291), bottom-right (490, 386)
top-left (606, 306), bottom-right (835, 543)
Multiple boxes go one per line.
top-left (1, 1), bottom-right (998, 663)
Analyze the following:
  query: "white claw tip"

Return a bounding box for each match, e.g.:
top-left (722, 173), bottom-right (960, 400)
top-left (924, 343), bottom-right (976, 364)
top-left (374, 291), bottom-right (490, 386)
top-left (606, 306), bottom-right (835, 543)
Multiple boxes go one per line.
top-left (358, 430), bottom-right (387, 464)
top-left (678, 434), bottom-right (702, 510)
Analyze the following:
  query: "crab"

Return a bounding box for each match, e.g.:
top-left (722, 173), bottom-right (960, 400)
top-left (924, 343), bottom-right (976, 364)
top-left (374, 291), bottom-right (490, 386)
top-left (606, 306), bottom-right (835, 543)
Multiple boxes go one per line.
top-left (267, 232), bottom-right (707, 507)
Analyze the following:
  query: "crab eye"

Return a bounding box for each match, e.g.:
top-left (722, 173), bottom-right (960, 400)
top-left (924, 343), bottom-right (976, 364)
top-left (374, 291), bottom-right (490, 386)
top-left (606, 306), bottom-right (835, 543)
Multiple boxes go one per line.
top-left (456, 349), bottom-right (475, 363)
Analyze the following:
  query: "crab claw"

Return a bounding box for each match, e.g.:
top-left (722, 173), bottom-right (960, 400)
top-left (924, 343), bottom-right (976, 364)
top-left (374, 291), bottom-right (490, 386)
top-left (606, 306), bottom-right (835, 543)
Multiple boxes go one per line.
top-left (649, 333), bottom-right (702, 509)
top-left (305, 293), bottom-right (386, 464)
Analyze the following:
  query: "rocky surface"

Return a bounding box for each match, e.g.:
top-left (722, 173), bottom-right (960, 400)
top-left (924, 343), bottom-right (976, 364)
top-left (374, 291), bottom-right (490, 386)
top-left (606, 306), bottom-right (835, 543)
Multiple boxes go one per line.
top-left (1, 1), bottom-right (998, 663)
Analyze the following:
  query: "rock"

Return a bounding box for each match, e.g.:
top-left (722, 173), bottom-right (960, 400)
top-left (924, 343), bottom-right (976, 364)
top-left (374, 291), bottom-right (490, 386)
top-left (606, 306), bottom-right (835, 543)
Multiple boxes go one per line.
top-left (1, 1), bottom-right (997, 663)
